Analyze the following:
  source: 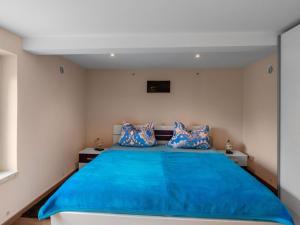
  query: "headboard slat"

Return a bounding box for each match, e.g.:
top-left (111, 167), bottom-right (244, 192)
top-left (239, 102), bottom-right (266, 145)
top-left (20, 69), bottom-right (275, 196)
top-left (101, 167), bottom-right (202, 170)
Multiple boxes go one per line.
top-left (155, 135), bottom-right (173, 141)
top-left (154, 130), bottom-right (174, 136)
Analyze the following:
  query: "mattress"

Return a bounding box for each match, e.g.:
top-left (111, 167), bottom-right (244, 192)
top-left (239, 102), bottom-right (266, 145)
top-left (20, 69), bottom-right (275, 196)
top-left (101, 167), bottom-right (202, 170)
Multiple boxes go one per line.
top-left (38, 148), bottom-right (294, 225)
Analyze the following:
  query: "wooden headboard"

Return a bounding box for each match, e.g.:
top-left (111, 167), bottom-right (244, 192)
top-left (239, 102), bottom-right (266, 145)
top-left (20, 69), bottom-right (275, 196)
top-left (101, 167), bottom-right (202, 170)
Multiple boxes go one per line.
top-left (112, 124), bottom-right (212, 145)
top-left (112, 125), bottom-right (174, 144)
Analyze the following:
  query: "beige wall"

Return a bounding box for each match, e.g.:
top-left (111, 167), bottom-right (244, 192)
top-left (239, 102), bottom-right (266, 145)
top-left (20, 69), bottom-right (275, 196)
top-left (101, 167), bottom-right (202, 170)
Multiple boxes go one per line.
top-left (243, 54), bottom-right (278, 188)
top-left (86, 69), bottom-right (244, 150)
top-left (0, 28), bottom-right (86, 224)
top-left (0, 53), bottom-right (17, 171)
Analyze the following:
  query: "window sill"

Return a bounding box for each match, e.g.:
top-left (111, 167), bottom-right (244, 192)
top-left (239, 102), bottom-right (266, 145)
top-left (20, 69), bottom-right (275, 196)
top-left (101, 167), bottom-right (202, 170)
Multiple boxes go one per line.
top-left (0, 171), bottom-right (18, 185)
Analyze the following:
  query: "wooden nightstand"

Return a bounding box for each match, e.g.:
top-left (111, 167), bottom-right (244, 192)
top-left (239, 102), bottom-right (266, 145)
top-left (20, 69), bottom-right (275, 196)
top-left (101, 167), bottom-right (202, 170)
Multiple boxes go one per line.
top-left (220, 150), bottom-right (248, 167)
top-left (79, 148), bottom-right (104, 169)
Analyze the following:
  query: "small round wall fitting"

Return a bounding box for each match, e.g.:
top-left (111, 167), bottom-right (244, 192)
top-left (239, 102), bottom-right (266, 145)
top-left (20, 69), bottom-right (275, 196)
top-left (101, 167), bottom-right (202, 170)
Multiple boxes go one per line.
top-left (267, 65), bottom-right (274, 74)
top-left (59, 65), bottom-right (65, 74)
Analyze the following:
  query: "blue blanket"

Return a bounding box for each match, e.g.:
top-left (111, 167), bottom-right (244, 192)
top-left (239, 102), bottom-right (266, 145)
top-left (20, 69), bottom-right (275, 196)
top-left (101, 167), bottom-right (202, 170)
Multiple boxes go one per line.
top-left (39, 150), bottom-right (294, 225)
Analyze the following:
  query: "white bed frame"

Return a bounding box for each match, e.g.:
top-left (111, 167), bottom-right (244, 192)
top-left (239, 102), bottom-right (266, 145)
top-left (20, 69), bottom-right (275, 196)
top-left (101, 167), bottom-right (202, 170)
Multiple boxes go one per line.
top-left (51, 212), bottom-right (279, 225)
top-left (50, 125), bottom-right (282, 225)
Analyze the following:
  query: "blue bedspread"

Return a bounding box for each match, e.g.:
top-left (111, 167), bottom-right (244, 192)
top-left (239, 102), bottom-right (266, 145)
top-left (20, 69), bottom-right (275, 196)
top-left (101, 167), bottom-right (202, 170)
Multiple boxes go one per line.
top-left (39, 150), bottom-right (294, 225)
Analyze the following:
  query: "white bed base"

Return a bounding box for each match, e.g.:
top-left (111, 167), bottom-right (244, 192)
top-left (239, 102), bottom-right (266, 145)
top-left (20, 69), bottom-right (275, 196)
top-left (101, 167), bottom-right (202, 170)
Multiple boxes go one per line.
top-left (51, 212), bottom-right (280, 225)
top-left (50, 124), bottom-right (281, 225)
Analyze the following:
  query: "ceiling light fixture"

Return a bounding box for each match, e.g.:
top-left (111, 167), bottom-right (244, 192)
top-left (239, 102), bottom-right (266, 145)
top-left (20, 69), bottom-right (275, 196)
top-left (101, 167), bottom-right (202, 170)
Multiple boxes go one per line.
top-left (195, 54), bottom-right (201, 59)
top-left (110, 53), bottom-right (115, 57)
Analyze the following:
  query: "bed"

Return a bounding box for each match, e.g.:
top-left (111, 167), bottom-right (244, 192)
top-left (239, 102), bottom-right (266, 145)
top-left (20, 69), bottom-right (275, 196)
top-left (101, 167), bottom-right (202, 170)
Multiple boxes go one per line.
top-left (39, 125), bottom-right (294, 225)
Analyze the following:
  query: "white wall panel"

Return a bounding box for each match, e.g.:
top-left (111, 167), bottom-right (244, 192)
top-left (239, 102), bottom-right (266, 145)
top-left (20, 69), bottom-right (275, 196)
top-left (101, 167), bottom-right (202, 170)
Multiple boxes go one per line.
top-left (280, 24), bottom-right (300, 224)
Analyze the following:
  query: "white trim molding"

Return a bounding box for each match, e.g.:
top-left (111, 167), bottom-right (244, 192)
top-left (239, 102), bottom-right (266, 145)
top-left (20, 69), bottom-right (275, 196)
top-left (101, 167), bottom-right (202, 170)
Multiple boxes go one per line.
top-left (0, 171), bottom-right (18, 185)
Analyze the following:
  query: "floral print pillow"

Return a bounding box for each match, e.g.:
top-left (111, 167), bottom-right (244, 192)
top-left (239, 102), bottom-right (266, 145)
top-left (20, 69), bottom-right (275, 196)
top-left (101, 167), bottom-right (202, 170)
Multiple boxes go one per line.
top-left (118, 122), bottom-right (157, 147)
top-left (168, 121), bottom-right (210, 149)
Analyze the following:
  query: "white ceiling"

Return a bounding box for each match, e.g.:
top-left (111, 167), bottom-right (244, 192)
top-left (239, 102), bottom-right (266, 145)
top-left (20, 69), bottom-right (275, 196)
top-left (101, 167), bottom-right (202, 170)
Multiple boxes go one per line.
top-left (0, 0), bottom-right (299, 69)
top-left (0, 0), bottom-right (299, 36)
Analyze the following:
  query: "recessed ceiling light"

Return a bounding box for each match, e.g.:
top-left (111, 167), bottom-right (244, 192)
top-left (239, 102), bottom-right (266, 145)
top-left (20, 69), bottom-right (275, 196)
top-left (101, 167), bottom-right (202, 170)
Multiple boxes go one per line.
top-left (195, 54), bottom-right (201, 59)
top-left (110, 53), bottom-right (115, 57)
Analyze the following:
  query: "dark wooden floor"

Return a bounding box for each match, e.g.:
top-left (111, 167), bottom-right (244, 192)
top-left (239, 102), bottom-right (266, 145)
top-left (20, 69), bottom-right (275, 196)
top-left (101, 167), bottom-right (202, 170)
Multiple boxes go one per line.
top-left (12, 218), bottom-right (50, 225)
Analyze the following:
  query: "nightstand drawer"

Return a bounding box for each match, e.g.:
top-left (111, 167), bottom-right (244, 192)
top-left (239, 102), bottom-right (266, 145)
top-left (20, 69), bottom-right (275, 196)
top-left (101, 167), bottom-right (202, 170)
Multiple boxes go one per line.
top-left (78, 148), bottom-right (105, 169)
top-left (79, 153), bottom-right (98, 163)
top-left (221, 150), bottom-right (248, 167)
top-left (228, 155), bottom-right (247, 167)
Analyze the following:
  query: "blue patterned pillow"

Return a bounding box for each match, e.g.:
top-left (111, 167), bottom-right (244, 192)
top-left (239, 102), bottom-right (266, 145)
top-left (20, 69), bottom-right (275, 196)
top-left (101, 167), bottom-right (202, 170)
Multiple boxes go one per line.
top-left (118, 122), bottom-right (157, 147)
top-left (168, 121), bottom-right (210, 149)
